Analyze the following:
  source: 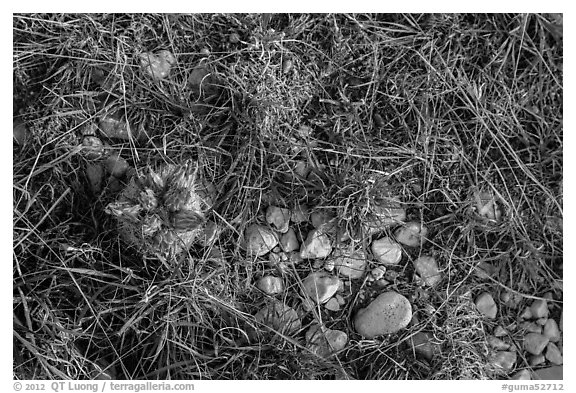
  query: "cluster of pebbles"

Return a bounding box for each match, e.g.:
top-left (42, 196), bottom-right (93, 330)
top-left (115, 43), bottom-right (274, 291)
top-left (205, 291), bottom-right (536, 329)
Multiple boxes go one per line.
top-left (242, 186), bottom-right (443, 356)
top-left (475, 291), bottom-right (563, 380)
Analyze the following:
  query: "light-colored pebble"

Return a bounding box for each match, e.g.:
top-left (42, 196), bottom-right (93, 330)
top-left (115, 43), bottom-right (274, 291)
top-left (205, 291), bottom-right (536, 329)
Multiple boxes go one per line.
top-left (302, 272), bottom-right (341, 304)
top-left (104, 153), bottom-right (130, 178)
top-left (256, 275), bottom-right (284, 295)
top-left (529, 354), bottom-right (546, 366)
top-left (473, 261), bottom-right (496, 280)
top-left (413, 255), bottom-right (442, 287)
top-left (511, 370), bottom-right (531, 380)
top-left (99, 112), bottom-right (134, 140)
top-left (530, 299), bottom-right (549, 319)
top-left (543, 319), bottom-right (560, 343)
top-left (489, 351), bottom-right (516, 371)
top-left (300, 229), bottom-right (332, 259)
top-left (488, 336), bottom-right (510, 351)
top-left (266, 206), bottom-right (291, 233)
top-left (354, 291), bottom-right (412, 338)
top-left (324, 298), bottom-right (340, 312)
top-left (333, 249), bottom-right (367, 279)
top-left (520, 307), bottom-right (533, 319)
top-left (523, 333), bottom-right (550, 355)
top-left (371, 237), bottom-right (402, 265)
top-left (335, 294), bottom-right (346, 305)
top-left (306, 325), bottom-right (348, 357)
top-left (493, 326), bottom-right (507, 337)
top-left (475, 292), bottom-right (498, 319)
top-left (394, 222), bottom-right (429, 247)
top-left (139, 50), bottom-right (176, 80)
top-left (532, 366), bottom-right (563, 380)
top-left (520, 321), bottom-right (542, 334)
top-left (244, 224), bottom-right (278, 257)
top-left (81, 136), bottom-right (105, 159)
top-left (545, 343), bottom-right (563, 365)
top-left (280, 228), bottom-right (299, 252)
top-left (371, 266), bottom-right (387, 281)
top-left (362, 198), bottom-right (406, 236)
top-left (536, 317), bottom-right (548, 326)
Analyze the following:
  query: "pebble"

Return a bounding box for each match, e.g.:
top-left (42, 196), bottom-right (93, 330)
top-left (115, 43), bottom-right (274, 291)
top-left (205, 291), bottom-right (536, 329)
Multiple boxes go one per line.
top-left (475, 190), bottom-right (502, 221)
top-left (244, 224), bottom-right (278, 257)
top-left (99, 111), bottom-right (134, 140)
top-left (493, 326), bottom-right (507, 337)
top-left (13, 119), bottom-right (30, 146)
top-left (520, 307), bottom-right (533, 320)
top-left (413, 255), bottom-right (442, 287)
top-left (523, 333), bottom-right (550, 355)
top-left (520, 321), bottom-right (542, 334)
top-left (475, 292), bottom-right (498, 319)
top-left (139, 50), bottom-right (176, 80)
top-left (306, 325), bottom-right (348, 357)
top-left (302, 272), bottom-right (341, 304)
top-left (300, 229), bottom-right (332, 259)
top-left (545, 343), bottom-right (563, 365)
top-left (501, 291), bottom-right (522, 309)
top-left (510, 370), bottom-right (531, 380)
top-left (324, 298), bottom-right (340, 312)
top-left (266, 206), bottom-right (291, 233)
top-left (371, 237), bottom-right (402, 265)
top-left (371, 266), bottom-right (386, 280)
top-left (532, 366), bottom-right (563, 380)
top-left (354, 291), bottom-right (412, 338)
top-left (542, 319), bottom-right (560, 343)
top-left (489, 351), bottom-right (516, 371)
top-left (254, 301), bottom-right (301, 336)
top-left (280, 228), bottom-right (299, 252)
top-left (488, 336), bottom-right (510, 351)
top-left (335, 294), bottom-right (346, 305)
top-left (536, 317), bottom-right (548, 326)
top-left (86, 163), bottom-right (104, 193)
top-left (104, 153), bottom-right (130, 178)
top-left (473, 261), bottom-right (497, 280)
top-left (409, 332), bottom-right (438, 361)
top-left (310, 210), bottom-right (336, 229)
top-left (375, 279), bottom-right (390, 288)
top-left (81, 136), bottom-right (105, 159)
top-left (362, 198), bottom-right (406, 236)
top-left (530, 299), bottom-right (549, 319)
top-left (394, 222), bottom-right (429, 247)
top-left (529, 354), bottom-right (546, 366)
top-left (291, 204), bottom-right (309, 223)
top-left (286, 251), bottom-right (303, 265)
top-left (333, 249), bottom-right (367, 279)
top-left (256, 275), bottom-right (284, 295)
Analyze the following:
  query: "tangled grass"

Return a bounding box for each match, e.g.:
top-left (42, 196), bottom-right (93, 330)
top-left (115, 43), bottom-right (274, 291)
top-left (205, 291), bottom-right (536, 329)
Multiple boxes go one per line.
top-left (13, 13), bottom-right (562, 380)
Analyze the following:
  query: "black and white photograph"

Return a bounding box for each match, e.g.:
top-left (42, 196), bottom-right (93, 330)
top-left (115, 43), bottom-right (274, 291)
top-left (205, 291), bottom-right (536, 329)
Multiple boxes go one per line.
top-left (12, 12), bottom-right (564, 383)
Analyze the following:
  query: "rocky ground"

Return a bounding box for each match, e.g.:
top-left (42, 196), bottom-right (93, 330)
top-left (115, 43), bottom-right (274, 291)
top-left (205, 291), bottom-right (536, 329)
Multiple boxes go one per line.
top-left (13, 14), bottom-right (563, 380)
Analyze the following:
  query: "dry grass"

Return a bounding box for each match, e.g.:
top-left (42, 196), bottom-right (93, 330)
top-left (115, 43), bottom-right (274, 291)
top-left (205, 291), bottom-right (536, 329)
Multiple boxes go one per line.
top-left (13, 13), bottom-right (562, 380)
